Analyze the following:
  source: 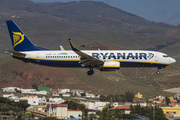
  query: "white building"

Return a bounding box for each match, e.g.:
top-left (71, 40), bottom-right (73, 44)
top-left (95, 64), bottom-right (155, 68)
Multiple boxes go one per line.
top-left (3, 94), bottom-right (17, 99)
top-left (31, 91), bottom-right (47, 95)
top-left (62, 93), bottom-right (71, 98)
top-left (38, 97), bottom-right (65, 106)
top-left (2, 87), bottom-right (47, 95)
top-left (86, 93), bottom-right (95, 98)
top-left (47, 104), bottom-right (68, 119)
top-left (52, 93), bottom-right (59, 96)
top-left (38, 96), bottom-right (47, 106)
top-left (2, 87), bottom-right (20, 92)
top-left (156, 95), bottom-right (165, 99)
top-left (76, 91), bottom-right (82, 97)
top-left (28, 98), bottom-right (39, 106)
top-left (132, 102), bottom-right (147, 107)
top-left (47, 104), bottom-right (97, 119)
top-left (21, 89), bottom-right (36, 93)
top-left (83, 101), bottom-right (108, 111)
top-left (71, 89), bottom-right (85, 96)
top-left (112, 102), bottom-right (119, 107)
top-left (67, 110), bottom-right (82, 119)
top-left (59, 89), bottom-right (70, 94)
top-left (48, 97), bottom-right (65, 103)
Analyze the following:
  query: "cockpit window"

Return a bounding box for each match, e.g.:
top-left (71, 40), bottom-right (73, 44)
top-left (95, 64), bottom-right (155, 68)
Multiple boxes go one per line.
top-left (163, 55), bottom-right (169, 58)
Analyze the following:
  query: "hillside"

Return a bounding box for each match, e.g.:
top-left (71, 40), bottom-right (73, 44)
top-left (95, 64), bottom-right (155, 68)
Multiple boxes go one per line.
top-left (165, 24), bottom-right (180, 38)
top-left (0, 0), bottom-right (179, 55)
top-left (0, 0), bottom-right (180, 98)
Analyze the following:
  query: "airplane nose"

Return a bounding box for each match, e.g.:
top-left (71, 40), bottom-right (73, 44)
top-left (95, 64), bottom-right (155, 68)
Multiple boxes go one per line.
top-left (170, 58), bottom-right (176, 64)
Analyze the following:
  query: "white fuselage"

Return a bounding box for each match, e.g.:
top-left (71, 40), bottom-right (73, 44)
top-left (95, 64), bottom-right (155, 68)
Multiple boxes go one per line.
top-left (13, 50), bottom-right (176, 68)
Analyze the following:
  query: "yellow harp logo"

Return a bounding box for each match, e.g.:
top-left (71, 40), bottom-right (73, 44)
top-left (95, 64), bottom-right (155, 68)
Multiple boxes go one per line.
top-left (12, 31), bottom-right (24, 47)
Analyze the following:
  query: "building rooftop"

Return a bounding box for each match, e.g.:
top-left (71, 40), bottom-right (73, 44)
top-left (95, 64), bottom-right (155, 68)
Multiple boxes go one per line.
top-left (47, 104), bottom-right (68, 107)
top-left (111, 105), bottom-right (131, 110)
top-left (50, 90), bottom-right (58, 93)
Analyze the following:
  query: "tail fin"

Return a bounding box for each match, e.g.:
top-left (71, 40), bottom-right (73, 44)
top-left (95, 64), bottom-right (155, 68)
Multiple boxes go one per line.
top-left (69, 39), bottom-right (78, 51)
top-left (6, 20), bottom-right (48, 52)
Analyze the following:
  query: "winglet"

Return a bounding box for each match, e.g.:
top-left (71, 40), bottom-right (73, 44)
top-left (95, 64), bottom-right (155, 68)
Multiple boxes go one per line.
top-left (60, 45), bottom-right (65, 51)
top-left (69, 39), bottom-right (78, 51)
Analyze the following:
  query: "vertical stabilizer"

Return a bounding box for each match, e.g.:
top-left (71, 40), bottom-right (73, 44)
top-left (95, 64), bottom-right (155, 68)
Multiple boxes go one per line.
top-left (6, 20), bottom-right (48, 52)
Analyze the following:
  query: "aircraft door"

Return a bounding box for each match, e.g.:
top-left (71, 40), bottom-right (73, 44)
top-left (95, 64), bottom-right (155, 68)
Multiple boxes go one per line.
top-left (155, 53), bottom-right (158, 62)
top-left (36, 53), bottom-right (40, 62)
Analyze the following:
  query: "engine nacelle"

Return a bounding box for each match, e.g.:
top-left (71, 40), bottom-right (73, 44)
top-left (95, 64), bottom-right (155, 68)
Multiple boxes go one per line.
top-left (100, 61), bottom-right (120, 71)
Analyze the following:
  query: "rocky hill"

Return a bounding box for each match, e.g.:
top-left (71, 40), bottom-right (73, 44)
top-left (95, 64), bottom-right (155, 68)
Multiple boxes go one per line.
top-left (0, 0), bottom-right (178, 54)
top-left (165, 24), bottom-right (180, 38)
top-left (0, 0), bottom-right (180, 98)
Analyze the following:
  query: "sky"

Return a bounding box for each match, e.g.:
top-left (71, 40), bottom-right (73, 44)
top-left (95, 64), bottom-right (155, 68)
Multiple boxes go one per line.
top-left (31, 0), bottom-right (180, 26)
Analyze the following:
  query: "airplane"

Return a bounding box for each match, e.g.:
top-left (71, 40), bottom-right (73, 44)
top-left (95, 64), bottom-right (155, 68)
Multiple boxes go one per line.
top-left (6, 20), bottom-right (176, 75)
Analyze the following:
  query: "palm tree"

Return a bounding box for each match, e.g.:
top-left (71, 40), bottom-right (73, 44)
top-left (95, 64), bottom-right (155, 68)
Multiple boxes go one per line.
top-left (84, 108), bottom-right (89, 119)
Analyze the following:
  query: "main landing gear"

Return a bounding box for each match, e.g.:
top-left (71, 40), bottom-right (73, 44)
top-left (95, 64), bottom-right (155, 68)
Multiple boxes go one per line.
top-left (87, 68), bottom-right (94, 75)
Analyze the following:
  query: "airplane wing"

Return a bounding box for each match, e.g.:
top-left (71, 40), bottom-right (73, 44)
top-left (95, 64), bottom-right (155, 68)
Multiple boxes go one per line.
top-left (5, 50), bottom-right (26, 57)
top-left (68, 39), bottom-right (103, 67)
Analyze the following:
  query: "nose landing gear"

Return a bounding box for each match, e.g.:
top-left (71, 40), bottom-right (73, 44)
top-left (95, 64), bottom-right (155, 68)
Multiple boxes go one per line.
top-left (156, 67), bottom-right (166, 74)
top-left (156, 69), bottom-right (160, 74)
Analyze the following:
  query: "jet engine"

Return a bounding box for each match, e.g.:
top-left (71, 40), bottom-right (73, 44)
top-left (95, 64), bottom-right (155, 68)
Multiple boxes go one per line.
top-left (100, 61), bottom-right (120, 71)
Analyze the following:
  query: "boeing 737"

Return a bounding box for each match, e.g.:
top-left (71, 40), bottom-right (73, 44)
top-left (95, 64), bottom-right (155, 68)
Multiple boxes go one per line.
top-left (6, 20), bottom-right (176, 75)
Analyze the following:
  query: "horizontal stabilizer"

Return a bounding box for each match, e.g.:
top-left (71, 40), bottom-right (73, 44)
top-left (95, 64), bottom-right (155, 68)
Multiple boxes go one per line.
top-left (6, 50), bottom-right (26, 57)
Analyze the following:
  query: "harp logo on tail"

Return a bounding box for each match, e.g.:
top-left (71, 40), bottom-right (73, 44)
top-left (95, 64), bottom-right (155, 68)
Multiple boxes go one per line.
top-left (12, 31), bottom-right (24, 47)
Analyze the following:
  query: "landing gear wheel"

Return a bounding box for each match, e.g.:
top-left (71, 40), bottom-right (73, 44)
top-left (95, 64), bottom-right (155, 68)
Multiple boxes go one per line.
top-left (87, 70), bottom-right (94, 75)
top-left (156, 70), bottom-right (160, 74)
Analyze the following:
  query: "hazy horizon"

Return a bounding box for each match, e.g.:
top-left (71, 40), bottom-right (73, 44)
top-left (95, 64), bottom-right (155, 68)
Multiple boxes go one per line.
top-left (31, 0), bottom-right (180, 26)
